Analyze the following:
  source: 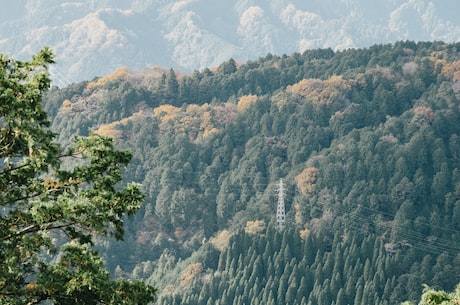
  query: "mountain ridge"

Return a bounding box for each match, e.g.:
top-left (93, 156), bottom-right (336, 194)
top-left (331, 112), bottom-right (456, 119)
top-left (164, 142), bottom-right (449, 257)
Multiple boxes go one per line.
top-left (2, 0), bottom-right (460, 84)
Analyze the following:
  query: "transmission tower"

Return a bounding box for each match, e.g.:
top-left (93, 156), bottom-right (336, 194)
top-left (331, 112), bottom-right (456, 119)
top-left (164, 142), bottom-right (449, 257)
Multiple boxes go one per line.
top-left (276, 179), bottom-right (286, 230)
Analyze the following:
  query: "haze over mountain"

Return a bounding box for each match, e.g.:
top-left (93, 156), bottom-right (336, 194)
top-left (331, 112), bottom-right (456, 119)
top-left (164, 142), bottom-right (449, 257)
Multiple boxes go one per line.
top-left (2, 0), bottom-right (460, 85)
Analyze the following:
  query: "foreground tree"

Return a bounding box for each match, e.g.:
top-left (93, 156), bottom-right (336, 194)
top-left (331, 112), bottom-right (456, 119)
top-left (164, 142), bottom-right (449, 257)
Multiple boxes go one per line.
top-left (0, 48), bottom-right (157, 303)
top-left (402, 284), bottom-right (460, 305)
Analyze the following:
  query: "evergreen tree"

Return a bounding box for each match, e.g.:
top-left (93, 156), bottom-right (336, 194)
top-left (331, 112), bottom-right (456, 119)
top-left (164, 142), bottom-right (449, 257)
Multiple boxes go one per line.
top-left (0, 48), bottom-right (156, 304)
top-left (166, 68), bottom-right (180, 105)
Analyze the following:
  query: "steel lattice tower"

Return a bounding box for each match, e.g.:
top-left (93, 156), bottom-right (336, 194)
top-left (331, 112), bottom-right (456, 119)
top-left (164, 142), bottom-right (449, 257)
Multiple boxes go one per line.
top-left (276, 179), bottom-right (286, 229)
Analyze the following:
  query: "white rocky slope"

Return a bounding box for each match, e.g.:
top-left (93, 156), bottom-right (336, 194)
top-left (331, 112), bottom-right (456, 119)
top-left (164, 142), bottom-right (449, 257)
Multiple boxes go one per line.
top-left (1, 0), bottom-right (460, 85)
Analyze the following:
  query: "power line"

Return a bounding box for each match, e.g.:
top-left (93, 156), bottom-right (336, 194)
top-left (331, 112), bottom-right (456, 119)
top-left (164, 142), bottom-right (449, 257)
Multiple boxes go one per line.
top-left (49, 66), bottom-right (76, 87)
top-left (361, 205), bottom-right (460, 235)
top-left (334, 204), bottom-right (460, 258)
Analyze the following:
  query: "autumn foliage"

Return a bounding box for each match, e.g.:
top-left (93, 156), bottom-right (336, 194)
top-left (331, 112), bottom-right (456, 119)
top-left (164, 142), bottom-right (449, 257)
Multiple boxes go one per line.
top-left (237, 94), bottom-right (258, 112)
top-left (441, 60), bottom-right (460, 81)
top-left (180, 263), bottom-right (203, 287)
top-left (152, 103), bottom-right (233, 142)
top-left (286, 75), bottom-right (354, 105)
top-left (86, 66), bottom-right (129, 90)
top-left (244, 220), bottom-right (266, 235)
top-left (296, 167), bottom-right (319, 196)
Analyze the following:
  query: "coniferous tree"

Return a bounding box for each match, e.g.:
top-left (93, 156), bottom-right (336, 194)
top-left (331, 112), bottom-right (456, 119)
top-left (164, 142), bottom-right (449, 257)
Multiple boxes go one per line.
top-left (0, 48), bottom-right (156, 304)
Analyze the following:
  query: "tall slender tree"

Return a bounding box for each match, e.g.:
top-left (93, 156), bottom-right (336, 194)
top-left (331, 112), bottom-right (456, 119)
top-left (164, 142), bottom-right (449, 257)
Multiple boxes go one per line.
top-left (0, 48), bottom-right (156, 304)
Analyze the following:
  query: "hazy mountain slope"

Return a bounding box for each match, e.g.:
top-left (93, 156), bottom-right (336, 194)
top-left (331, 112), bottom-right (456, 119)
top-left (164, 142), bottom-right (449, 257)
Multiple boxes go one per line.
top-left (2, 0), bottom-right (460, 84)
top-left (42, 41), bottom-right (460, 304)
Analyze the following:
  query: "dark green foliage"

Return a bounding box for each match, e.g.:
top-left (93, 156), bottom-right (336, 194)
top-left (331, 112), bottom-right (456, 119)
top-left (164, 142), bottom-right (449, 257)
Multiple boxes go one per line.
top-left (0, 49), bottom-right (156, 304)
top-left (155, 227), bottom-right (397, 305)
top-left (42, 41), bottom-right (460, 304)
top-left (402, 284), bottom-right (460, 305)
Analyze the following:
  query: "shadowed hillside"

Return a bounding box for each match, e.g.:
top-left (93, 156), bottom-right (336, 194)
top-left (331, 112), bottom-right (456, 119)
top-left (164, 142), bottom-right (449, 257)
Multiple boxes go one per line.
top-left (44, 41), bottom-right (460, 304)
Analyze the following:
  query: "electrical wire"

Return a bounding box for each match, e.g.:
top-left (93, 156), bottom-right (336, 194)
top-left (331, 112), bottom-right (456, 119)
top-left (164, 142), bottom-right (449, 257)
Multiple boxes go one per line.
top-left (333, 203), bottom-right (460, 258)
top-left (50, 66), bottom-right (76, 88)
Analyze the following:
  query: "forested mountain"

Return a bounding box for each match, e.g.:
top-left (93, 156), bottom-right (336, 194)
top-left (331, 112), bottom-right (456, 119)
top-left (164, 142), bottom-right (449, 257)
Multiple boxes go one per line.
top-left (2, 1), bottom-right (460, 84)
top-left (43, 41), bottom-right (460, 304)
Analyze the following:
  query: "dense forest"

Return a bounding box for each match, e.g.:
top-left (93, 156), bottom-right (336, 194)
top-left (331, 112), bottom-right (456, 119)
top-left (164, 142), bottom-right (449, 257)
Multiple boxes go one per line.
top-left (43, 41), bottom-right (460, 304)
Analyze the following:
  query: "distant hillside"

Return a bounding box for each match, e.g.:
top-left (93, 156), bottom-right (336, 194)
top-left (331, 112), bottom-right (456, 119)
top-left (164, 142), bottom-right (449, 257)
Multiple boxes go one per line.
top-left (43, 41), bottom-right (460, 304)
top-left (2, 0), bottom-right (460, 84)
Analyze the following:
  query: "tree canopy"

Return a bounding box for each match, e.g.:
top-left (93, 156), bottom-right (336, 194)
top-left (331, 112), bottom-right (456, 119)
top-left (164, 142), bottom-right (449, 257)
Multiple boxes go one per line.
top-left (42, 41), bottom-right (460, 304)
top-left (403, 284), bottom-right (460, 305)
top-left (0, 48), bottom-right (156, 304)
